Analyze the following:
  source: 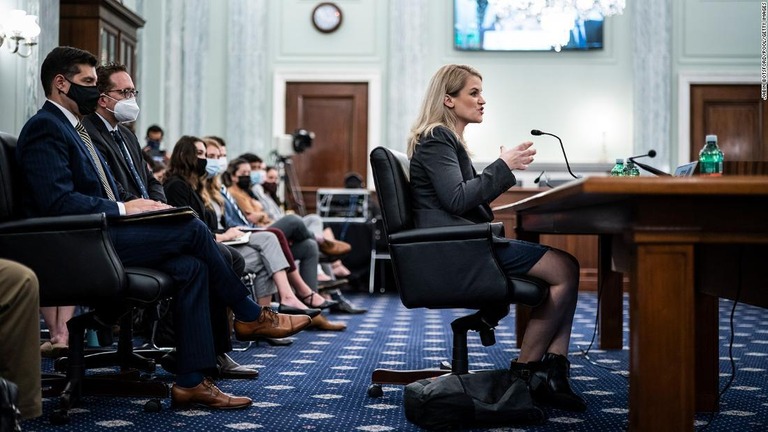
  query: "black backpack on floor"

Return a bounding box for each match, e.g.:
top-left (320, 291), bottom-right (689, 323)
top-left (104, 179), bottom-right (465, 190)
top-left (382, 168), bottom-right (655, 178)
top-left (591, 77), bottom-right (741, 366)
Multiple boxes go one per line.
top-left (403, 369), bottom-right (545, 431)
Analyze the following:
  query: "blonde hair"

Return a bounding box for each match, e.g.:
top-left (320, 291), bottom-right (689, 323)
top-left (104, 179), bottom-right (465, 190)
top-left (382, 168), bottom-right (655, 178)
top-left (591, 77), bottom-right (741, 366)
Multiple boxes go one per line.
top-left (406, 64), bottom-right (482, 158)
top-left (202, 138), bottom-right (224, 209)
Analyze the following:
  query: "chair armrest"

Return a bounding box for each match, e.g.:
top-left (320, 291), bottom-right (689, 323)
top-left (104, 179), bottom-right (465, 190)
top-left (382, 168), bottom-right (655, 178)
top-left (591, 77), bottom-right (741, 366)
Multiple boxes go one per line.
top-left (490, 222), bottom-right (505, 237)
top-left (0, 213), bottom-right (106, 233)
top-left (0, 213), bottom-right (126, 306)
top-left (389, 223), bottom-right (493, 244)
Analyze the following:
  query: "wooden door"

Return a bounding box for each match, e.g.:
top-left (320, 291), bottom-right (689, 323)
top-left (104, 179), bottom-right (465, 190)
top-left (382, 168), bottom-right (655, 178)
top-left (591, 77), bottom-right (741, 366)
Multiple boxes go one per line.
top-left (690, 85), bottom-right (768, 173)
top-left (285, 82), bottom-right (369, 203)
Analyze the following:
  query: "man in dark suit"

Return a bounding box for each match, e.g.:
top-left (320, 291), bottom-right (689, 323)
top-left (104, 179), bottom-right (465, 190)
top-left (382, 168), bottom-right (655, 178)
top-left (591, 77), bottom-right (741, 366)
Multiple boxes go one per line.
top-left (16, 46), bottom-right (311, 410)
top-left (82, 63), bottom-right (258, 380)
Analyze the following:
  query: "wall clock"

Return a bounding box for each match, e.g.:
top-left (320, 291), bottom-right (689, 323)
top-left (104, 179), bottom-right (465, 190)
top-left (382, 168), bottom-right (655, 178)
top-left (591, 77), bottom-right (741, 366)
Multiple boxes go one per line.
top-left (312, 2), bottom-right (343, 34)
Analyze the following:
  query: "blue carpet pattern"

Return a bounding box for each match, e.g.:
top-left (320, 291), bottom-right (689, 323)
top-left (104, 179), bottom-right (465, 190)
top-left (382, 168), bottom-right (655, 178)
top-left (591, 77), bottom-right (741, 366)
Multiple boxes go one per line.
top-left (26, 292), bottom-right (768, 431)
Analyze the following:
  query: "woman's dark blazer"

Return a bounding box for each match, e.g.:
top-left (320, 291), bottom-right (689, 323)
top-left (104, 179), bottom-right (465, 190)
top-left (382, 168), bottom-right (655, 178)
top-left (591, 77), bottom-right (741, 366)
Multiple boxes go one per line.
top-left (409, 126), bottom-right (517, 228)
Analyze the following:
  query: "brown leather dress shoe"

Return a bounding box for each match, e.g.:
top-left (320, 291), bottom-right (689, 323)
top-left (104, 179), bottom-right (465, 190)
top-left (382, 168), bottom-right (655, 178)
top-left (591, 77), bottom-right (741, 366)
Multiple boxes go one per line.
top-left (233, 306), bottom-right (311, 340)
top-left (307, 313), bottom-right (347, 331)
top-left (171, 378), bottom-right (252, 410)
top-left (319, 239), bottom-right (352, 257)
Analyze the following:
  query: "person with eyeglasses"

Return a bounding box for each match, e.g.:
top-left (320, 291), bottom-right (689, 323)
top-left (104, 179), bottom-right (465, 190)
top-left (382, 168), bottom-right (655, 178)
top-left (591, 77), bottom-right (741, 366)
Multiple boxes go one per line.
top-left (82, 62), bottom-right (261, 380)
top-left (39, 64), bottom-right (154, 362)
top-left (82, 63), bottom-right (162, 202)
top-left (19, 47), bottom-right (312, 410)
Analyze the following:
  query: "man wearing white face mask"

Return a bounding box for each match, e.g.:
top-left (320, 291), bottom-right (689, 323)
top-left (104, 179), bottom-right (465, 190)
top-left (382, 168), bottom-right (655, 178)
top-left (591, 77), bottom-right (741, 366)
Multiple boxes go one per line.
top-left (82, 63), bottom-right (166, 202)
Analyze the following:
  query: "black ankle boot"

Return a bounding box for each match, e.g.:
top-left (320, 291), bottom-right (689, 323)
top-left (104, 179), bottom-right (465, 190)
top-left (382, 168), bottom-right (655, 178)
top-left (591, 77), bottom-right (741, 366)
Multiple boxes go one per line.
top-left (529, 353), bottom-right (587, 412)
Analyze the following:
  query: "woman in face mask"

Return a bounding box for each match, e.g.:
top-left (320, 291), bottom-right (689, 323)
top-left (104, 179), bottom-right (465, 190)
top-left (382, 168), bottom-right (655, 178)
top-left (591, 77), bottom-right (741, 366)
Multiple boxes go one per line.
top-left (164, 138), bottom-right (340, 325)
top-left (224, 159), bottom-right (346, 303)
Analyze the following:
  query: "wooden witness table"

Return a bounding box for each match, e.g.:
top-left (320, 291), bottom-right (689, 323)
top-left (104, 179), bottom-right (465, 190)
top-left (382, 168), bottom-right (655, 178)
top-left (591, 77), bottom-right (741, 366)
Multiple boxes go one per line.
top-left (494, 176), bottom-right (768, 432)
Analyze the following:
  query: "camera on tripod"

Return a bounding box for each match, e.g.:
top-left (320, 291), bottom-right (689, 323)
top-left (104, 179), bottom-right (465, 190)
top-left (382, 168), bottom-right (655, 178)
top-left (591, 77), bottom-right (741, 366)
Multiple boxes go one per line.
top-left (270, 129), bottom-right (315, 215)
top-left (273, 129), bottom-right (315, 161)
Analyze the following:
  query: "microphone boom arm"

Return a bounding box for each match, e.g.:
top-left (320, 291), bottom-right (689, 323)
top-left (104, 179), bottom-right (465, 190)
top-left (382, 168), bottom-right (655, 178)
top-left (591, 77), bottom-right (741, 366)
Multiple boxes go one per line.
top-left (627, 150), bottom-right (671, 176)
top-left (535, 131), bottom-right (579, 179)
top-left (628, 158), bottom-right (671, 176)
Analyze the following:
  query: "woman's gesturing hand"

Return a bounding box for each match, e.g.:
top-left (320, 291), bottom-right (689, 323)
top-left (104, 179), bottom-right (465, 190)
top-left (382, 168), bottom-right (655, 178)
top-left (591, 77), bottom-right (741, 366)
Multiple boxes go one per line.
top-left (499, 141), bottom-right (536, 171)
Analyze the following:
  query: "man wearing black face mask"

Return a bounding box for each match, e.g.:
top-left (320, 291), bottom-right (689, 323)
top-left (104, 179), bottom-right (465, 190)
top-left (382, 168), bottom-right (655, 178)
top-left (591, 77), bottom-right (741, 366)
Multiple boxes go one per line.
top-left (17, 46), bottom-right (311, 410)
top-left (82, 66), bottom-right (257, 379)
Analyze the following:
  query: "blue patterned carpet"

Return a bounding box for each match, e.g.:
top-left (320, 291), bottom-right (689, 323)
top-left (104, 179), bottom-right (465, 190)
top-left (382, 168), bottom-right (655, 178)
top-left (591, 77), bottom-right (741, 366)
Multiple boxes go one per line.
top-left (26, 291), bottom-right (768, 431)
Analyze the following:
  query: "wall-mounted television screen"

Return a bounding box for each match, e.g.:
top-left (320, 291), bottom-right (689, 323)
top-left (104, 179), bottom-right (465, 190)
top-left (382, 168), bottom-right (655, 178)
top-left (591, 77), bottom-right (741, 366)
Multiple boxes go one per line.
top-left (454, 0), bottom-right (604, 52)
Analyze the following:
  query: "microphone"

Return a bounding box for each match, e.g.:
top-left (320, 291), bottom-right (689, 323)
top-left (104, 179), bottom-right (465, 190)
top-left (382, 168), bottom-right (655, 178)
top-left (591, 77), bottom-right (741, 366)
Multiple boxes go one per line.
top-left (530, 129), bottom-right (579, 179)
top-left (533, 171), bottom-right (545, 184)
top-left (627, 149), bottom-right (671, 176)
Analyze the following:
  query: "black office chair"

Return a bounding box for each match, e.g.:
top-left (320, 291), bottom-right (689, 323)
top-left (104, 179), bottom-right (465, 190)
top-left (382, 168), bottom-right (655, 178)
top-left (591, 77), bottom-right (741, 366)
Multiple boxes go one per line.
top-left (0, 131), bottom-right (173, 424)
top-left (367, 147), bottom-right (549, 397)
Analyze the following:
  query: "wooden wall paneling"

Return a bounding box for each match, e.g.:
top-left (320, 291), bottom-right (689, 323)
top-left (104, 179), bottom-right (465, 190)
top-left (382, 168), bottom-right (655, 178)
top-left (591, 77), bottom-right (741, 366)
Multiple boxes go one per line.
top-left (691, 84), bottom-right (768, 163)
top-left (60, 0), bottom-right (144, 78)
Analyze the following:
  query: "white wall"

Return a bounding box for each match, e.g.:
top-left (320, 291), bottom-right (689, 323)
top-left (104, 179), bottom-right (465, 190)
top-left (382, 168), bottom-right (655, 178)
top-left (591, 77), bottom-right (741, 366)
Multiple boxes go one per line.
top-left (0, 0), bottom-right (760, 176)
top-left (0, 0), bottom-right (35, 135)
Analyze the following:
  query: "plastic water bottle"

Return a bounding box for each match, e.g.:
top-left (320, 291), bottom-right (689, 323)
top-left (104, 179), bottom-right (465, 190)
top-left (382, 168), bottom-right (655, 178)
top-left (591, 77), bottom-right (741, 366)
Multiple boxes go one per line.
top-left (610, 159), bottom-right (625, 176)
top-left (623, 161), bottom-right (640, 177)
top-left (699, 134), bottom-right (724, 176)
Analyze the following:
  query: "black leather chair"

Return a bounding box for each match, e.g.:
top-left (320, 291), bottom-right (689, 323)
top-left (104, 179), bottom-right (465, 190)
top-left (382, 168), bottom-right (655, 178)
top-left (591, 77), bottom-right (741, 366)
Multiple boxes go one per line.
top-left (0, 131), bottom-right (174, 424)
top-left (367, 147), bottom-right (549, 397)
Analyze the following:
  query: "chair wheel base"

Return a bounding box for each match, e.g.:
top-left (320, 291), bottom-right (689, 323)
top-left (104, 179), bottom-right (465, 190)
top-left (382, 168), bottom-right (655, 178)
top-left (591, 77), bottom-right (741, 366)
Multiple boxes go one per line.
top-left (144, 398), bottom-right (162, 412)
top-left (367, 384), bottom-right (383, 398)
top-left (49, 409), bottom-right (70, 425)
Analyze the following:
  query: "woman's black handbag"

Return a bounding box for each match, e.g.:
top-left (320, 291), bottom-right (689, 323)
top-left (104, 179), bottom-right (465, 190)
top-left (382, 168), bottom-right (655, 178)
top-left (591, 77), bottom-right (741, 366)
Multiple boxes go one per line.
top-left (0, 378), bottom-right (21, 432)
top-left (403, 369), bottom-right (545, 430)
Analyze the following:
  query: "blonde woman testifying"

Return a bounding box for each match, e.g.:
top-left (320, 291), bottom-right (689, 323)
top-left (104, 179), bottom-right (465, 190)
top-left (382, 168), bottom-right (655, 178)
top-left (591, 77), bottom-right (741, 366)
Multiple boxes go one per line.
top-left (407, 64), bottom-right (585, 412)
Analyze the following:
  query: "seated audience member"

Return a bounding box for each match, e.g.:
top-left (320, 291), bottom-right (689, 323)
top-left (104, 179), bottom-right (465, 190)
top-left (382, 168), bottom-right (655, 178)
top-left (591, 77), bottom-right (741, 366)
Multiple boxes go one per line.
top-left (39, 306), bottom-right (72, 358)
top-left (82, 62), bottom-right (255, 378)
top-left (203, 141), bottom-right (317, 304)
top-left (262, 166), bottom-right (282, 206)
top-left (17, 46), bottom-right (311, 410)
top-left (0, 259), bottom-right (41, 420)
top-left (151, 160), bottom-right (167, 183)
top-left (256, 163), bottom-right (352, 280)
top-left (238, 156), bottom-right (365, 314)
top-left (164, 137), bottom-right (345, 331)
top-left (224, 159), bottom-right (348, 296)
top-left (143, 123), bottom-right (166, 163)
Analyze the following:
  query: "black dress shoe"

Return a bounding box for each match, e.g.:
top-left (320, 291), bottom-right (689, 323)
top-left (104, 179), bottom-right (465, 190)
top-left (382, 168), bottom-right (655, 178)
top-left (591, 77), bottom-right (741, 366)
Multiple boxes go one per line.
top-left (300, 292), bottom-right (338, 309)
top-left (256, 337), bottom-right (293, 347)
top-left (277, 304), bottom-right (321, 318)
top-left (215, 353), bottom-right (259, 380)
top-left (329, 292), bottom-right (367, 314)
